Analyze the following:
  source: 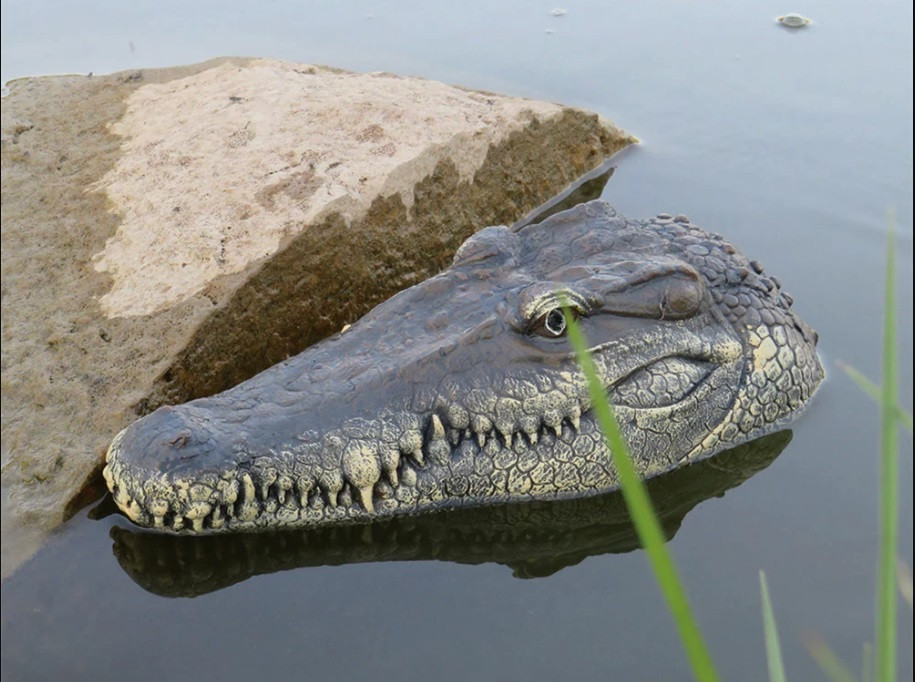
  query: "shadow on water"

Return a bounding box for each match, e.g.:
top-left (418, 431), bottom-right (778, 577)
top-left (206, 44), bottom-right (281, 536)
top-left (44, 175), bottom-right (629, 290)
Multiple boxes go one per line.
top-left (107, 430), bottom-right (792, 598)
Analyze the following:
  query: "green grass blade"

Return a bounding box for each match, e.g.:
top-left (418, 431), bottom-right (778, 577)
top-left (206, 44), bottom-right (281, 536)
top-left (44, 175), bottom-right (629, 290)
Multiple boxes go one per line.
top-left (564, 305), bottom-right (719, 682)
top-left (759, 571), bottom-right (787, 682)
top-left (837, 360), bottom-right (882, 403)
top-left (837, 361), bottom-right (913, 432)
top-left (804, 634), bottom-right (858, 682)
top-left (876, 211), bottom-right (899, 682)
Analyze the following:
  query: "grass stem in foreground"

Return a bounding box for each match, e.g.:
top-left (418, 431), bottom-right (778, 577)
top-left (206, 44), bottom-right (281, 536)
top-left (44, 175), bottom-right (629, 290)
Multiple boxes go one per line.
top-left (876, 210), bottom-right (899, 682)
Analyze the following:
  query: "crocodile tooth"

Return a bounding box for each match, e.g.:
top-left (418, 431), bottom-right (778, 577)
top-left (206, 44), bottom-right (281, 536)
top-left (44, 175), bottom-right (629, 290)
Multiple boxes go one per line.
top-left (430, 414), bottom-right (445, 441)
top-left (519, 416), bottom-right (539, 444)
top-left (276, 475), bottom-right (295, 506)
top-left (380, 447), bottom-right (400, 486)
top-left (399, 430), bottom-right (424, 465)
top-left (191, 518), bottom-right (204, 532)
top-left (424, 415), bottom-right (451, 465)
top-left (569, 406), bottom-right (581, 431)
top-left (448, 428), bottom-right (461, 446)
top-left (342, 443), bottom-right (382, 508)
top-left (464, 429), bottom-right (472, 439)
top-left (173, 516), bottom-right (186, 531)
top-left (224, 478), bottom-right (240, 505)
top-left (211, 508), bottom-right (225, 529)
top-left (296, 476), bottom-right (314, 506)
top-left (475, 431), bottom-right (487, 449)
top-left (241, 473), bottom-right (256, 500)
top-left (358, 485), bottom-right (375, 513)
top-left (153, 515), bottom-right (165, 528)
top-left (237, 473), bottom-right (260, 521)
top-left (260, 469), bottom-right (276, 500)
top-left (544, 411), bottom-right (562, 436)
top-left (317, 470), bottom-right (344, 508)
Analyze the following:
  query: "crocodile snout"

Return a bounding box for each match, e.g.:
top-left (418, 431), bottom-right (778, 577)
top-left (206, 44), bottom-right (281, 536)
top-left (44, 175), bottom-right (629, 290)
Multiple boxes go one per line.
top-left (113, 405), bottom-right (239, 474)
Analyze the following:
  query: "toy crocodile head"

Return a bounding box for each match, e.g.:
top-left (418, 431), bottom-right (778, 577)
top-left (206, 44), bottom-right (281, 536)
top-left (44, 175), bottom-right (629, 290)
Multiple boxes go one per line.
top-left (104, 201), bottom-right (823, 532)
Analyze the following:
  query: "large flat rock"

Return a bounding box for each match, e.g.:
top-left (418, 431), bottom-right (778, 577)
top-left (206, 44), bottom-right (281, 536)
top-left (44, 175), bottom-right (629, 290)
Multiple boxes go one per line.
top-left (0, 57), bottom-right (634, 576)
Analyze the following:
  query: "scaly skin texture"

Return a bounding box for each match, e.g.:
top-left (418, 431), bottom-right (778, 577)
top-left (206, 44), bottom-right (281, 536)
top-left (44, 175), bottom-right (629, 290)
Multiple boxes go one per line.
top-left (103, 201), bottom-right (823, 533)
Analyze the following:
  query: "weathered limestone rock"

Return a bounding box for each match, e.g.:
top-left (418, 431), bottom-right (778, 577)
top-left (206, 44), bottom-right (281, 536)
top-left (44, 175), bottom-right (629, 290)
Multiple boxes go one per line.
top-left (0, 57), bottom-right (635, 576)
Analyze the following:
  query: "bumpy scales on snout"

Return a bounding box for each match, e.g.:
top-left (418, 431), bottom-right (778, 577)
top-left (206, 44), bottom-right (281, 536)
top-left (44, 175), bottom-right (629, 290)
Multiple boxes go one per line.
top-left (104, 201), bottom-right (823, 533)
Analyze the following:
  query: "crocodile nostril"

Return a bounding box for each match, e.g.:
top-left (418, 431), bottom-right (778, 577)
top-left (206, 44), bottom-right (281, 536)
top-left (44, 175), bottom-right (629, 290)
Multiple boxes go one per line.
top-left (168, 430), bottom-right (191, 448)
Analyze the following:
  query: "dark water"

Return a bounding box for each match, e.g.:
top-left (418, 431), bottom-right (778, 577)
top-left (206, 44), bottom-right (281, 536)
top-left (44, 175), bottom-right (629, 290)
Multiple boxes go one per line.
top-left (2, 2), bottom-right (912, 680)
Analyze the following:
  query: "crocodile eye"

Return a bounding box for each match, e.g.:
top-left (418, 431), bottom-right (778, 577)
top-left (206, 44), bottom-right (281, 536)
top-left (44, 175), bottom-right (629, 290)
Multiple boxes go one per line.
top-left (531, 308), bottom-right (577, 338)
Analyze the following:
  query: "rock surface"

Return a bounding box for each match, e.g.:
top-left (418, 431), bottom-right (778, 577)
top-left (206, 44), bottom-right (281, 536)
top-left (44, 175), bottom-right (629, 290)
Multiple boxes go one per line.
top-left (0, 57), bottom-right (634, 576)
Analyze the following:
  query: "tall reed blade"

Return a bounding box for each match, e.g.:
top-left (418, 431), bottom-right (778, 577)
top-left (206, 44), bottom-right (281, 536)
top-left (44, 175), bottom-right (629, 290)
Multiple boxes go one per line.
top-left (876, 210), bottom-right (899, 682)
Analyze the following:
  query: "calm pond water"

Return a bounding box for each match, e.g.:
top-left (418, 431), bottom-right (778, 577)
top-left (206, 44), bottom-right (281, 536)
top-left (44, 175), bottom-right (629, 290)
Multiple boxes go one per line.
top-left (2, 1), bottom-right (912, 680)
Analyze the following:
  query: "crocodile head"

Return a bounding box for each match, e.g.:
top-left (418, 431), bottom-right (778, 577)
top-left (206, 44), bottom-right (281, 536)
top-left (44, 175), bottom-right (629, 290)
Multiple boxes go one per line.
top-left (104, 201), bottom-right (823, 532)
